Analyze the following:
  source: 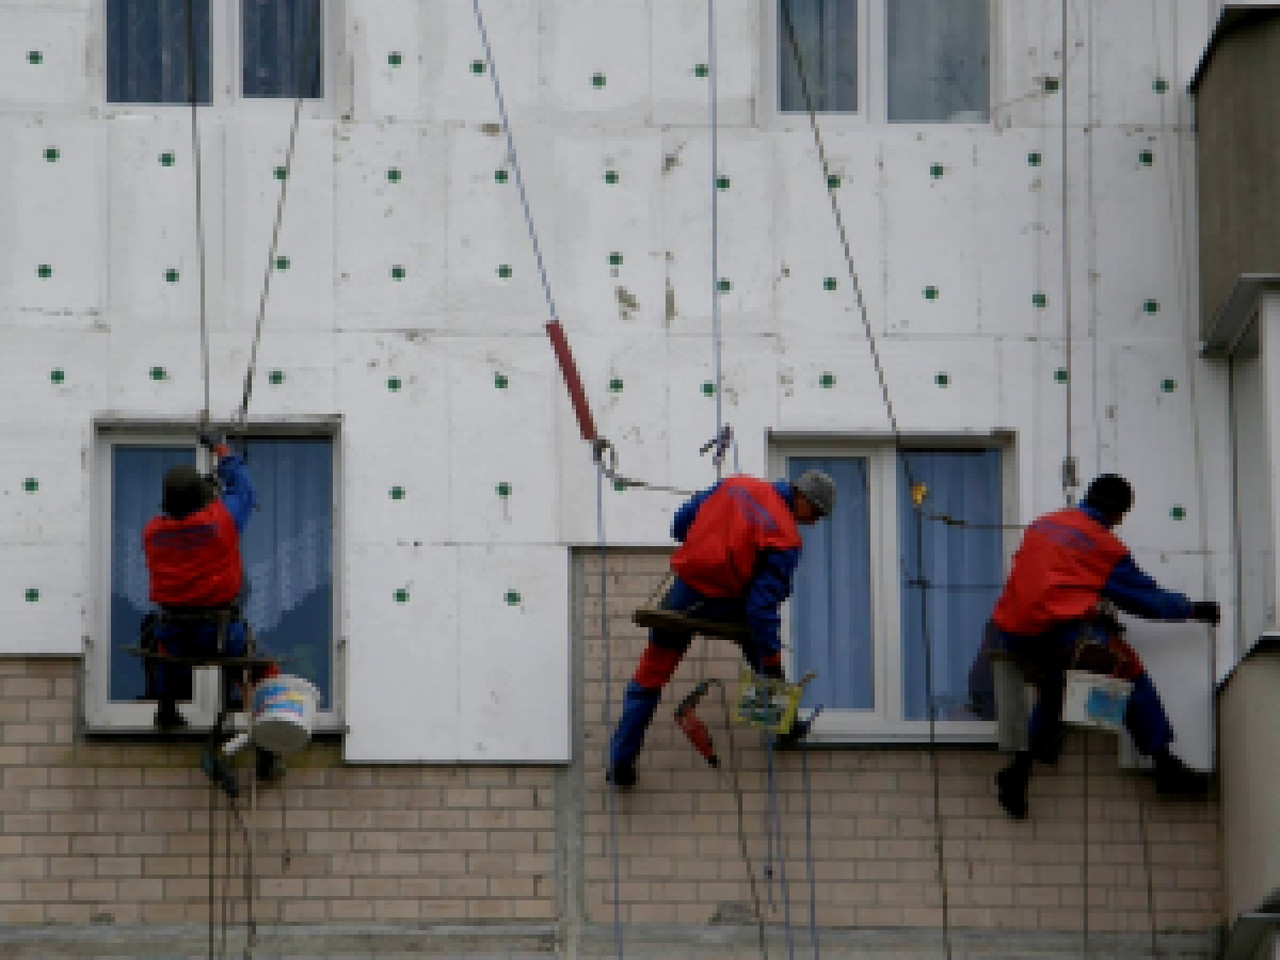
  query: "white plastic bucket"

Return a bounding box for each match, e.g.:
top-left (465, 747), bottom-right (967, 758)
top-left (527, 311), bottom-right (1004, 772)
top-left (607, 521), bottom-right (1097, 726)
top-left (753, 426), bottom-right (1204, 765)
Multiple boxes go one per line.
top-left (250, 675), bottom-right (318, 755)
top-left (1061, 670), bottom-right (1133, 732)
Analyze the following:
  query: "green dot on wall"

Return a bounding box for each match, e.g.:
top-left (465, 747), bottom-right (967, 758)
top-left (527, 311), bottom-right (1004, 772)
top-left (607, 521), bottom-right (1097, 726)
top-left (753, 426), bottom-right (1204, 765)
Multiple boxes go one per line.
top-left (827, 174), bottom-right (841, 190)
top-left (1032, 291), bottom-right (1047, 308)
top-left (613, 480), bottom-right (627, 492)
top-left (1160, 378), bottom-right (1177, 393)
top-left (819, 372), bottom-right (836, 389)
top-left (701, 381), bottom-right (715, 397)
top-left (608, 377), bottom-right (624, 393)
top-left (274, 256), bottom-right (290, 271)
top-left (50, 369), bottom-right (65, 385)
top-left (591, 72), bottom-right (606, 89)
top-left (608, 251), bottom-right (623, 267)
top-left (929, 163), bottom-right (944, 179)
top-left (1043, 76), bottom-right (1059, 93)
top-left (496, 482), bottom-right (511, 498)
top-left (494, 168), bottom-right (509, 184)
top-left (604, 169), bottom-right (619, 185)
top-left (390, 485), bottom-right (405, 500)
top-left (470, 59), bottom-right (484, 74)
top-left (43, 147), bottom-right (59, 162)
top-left (1054, 368), bottom-right (1069, 384)
top-left (716, 176), bottom-right (731, 191)
top-left (165, 268), bottom-right (179, 283)
top-left (497, 264), bottom-right (512, 279)
top-left (149, 366), bottom-right (167, 381)
top-left (388, 51), bottom-right (402, 67)
top-left (387, 376), bottom-right (402, 391)
top-left (935, 372), bottom-right (950, 387)
top-left (273, 165), bottom-right (287, 181)
top-left (1028, 152), bottom-right (1042, 167)
top-left (23, 478), bottom-right (38, 493)
top-left (494, 372), bottom-right (509, 389)
top-left (268, 369), bottom-right (285, 386)
top-left (717, 278), bottom-right (732, 293)
top-left (37, 264), bottom-right (52, 279)
top-left (394, 588), bottom-right (409, 603)
top-left (27, 51), bottom-right (42, 65)
top-left (504, 589), bottom-right (521, 606)
top-left (160, 152), bottom-right (175, 167)
top-left (1139, 150), bottom-right (1154, 167)
top-left (1153, 78), bottom-right (1169, 94)
top-left (391, 264), bottom-right (406, 280)
top-left (24, 588), bottom-right (39, 603)
top-left (386, 167), bottom-right (401, 183)
top-left (694, 63), bottom-right (709, 78)
top-left (1143, 299), bottom-right (1160, 314)
top-left (823, 277), bottom-right (838, 292)
top-left (923, 285), bottom-right (939, 301)
top-left (1170, 505), bottom-right (1186, 521)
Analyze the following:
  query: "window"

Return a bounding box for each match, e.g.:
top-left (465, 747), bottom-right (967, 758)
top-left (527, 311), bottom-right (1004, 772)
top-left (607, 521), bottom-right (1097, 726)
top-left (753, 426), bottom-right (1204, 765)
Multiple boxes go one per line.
top-left (105, 0), bottom-right (324, 105)
top-left (775, 0), bottom-right (990, 123)
top-left (90, 429), bottom-right (338, 731)
top-left (780, 442), bottom-right (1008, 740)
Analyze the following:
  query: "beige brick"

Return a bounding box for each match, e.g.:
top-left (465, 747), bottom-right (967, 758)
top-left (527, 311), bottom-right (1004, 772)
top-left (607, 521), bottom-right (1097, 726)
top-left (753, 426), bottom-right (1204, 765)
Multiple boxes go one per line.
top-left (70, 879), bottom-right (116, 901)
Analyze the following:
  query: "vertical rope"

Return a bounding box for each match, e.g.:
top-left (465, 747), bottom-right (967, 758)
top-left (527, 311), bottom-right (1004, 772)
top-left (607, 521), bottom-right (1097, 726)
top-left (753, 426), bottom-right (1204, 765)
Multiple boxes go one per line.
top-left (709, 0), bottom-right (724, 478)
top-left (1138, 792), bottom-right (1159, 958)
top-left (185, 0), bottom-right (210, 429)
top-left (1060, 0), bottom-right (1075, 504)
top-left (597, 460), bottom-right (624, 960)
top-left (766, 739), bottom-right (796, 960)
top-left (1081, 734), bottom-right (1090, 960)
top-left (800, 744), bottom-right (819, 960)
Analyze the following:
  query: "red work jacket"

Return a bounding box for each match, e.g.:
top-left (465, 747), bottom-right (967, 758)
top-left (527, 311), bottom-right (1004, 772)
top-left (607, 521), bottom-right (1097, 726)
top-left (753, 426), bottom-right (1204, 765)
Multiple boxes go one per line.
top-left (992, 507), bottom-right (1127, 636)
top-left (671, 476), bottom-right (802, 597)
top-left (143, 502), bottom-right (243, 608)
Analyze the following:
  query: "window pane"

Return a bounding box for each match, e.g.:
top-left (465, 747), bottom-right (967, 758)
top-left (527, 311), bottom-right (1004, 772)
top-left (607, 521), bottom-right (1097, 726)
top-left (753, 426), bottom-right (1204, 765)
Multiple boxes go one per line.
top-left (242, 0), bottom-right (324, 98)
top-left (106, 0), bottom-right (211, 104)
top-left (779, 0), bottom-right (858, 113)
top-left (239, 438), bottom-right (334, 707)
top-left (887, 0), bottom-right (989, 123)
top-left (898, 450), bottom-right (1001, 721)
top-left (110, 446), bottom-right (195, 702)
top-left (789, 457), bottom-right (874, 710)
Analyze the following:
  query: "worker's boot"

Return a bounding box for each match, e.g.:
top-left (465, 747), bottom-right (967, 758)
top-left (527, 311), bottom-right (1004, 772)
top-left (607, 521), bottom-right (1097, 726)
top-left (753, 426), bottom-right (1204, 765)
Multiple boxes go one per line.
top-left (995, 752), bottom-right (1033, 820)
top-left (153, 700), bottom-right (187, 733)
top-left (1153, 749), bottom-right (1212, 798)
top-left (605, 761), bottom-right (637, 789)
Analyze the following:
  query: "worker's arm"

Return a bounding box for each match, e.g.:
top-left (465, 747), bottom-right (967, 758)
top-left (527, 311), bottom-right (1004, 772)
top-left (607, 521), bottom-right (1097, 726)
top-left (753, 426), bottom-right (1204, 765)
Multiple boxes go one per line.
top-left (743, 547), bottom-right (801, 677)
top-left (1101, 555), bottom-right (1193, 621)
top-left (214, 449), bottom-right (256, 536)
top-left (670, 483), bottom-right (719, 543)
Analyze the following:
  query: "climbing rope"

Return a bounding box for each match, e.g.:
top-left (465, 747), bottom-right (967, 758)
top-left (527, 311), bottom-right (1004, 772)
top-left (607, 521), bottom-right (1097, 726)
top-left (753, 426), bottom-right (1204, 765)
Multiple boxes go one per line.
top-left (596, 459), bottom-right (625, 960)
top-left (185, 0), bottom-right (211, 430)
top-left (237, 0), bottom-right (323, 428)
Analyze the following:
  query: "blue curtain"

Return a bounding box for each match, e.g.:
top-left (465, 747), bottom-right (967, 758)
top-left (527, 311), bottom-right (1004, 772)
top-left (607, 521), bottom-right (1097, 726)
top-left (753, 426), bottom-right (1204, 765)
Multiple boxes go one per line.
top-left (779, 0), bottom-right (858, 113)
top-left (242, 0), bottom-right (324, 98)
top-left (898, 450), bottom-right (1001, 720)
top-left (886, 0), bottom-right (989, 122)
top-left (789, 457), bottom-right (874, 711)
top-left (106, 0), bottom-right (211, 104)
top-left (109, 440), bottom-right (333, 707)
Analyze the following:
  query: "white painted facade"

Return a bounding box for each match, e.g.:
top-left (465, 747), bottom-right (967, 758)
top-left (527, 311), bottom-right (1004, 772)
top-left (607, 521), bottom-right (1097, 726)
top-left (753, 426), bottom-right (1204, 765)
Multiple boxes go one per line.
top-left (0, 0), bottom-right (1241, 767)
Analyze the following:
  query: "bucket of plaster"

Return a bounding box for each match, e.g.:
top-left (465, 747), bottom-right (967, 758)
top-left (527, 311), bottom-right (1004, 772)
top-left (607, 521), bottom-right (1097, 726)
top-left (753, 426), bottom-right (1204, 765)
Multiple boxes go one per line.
top-left (1061, 670), bottom-right (1132, 733)
top-left (250, 675), bottom-right (318, 755)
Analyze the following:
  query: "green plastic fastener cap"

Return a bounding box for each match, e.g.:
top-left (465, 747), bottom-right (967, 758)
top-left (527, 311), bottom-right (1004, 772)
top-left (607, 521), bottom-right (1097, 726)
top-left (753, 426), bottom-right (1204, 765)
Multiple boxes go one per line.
top-left (274, 256), bottom-right (290, 271)
top-left (390, 486), bottom-right (405, 500)
top-left (504, 589), bottom-right (521, 605)
top-left (1032, 292), bottom-right (1047, 308)
top-left (394, 588), bottom-right (409, 603)
top-left (268, 370), bottom-right (285, 385)
top-left (701, 381), bottom-right (715, 397)
top-left (24, 588), bottom-right (39, 602)
top-left (165, 268), bottom-right (179, 283)
top-left (23, 478), bottom-right (38, 493)
top-left (716, 278), bottom-right (731, 293)
top-left (1160, 378), bottom-right (1176, 393)
top-left (386, 168), bottom-right (401, 183)
top-left (37, 264), bottom-right (52, 279)
top-left (27, 51), bottom-right (42, 65)
top-left (1170, 505), bottom-right (1186, 520)
top-left (470, 59), bottom-right (484, 74)
top-left (494, 372), bottom-right (509, 389)
top-left (608, 377), bottom-right (623, 393)
top-left (389, 51), bottom-right (403, 67)
top-left (591, 72), bottom-right (606, 88)
top-left (149, 366), bottom-right (166, 381)
top-left (387, 376), bottom-right (402, 391)
top-left (819, 372), bottom-right (836, 388)
top-left (604, 170), bottom-right (619, 185)
top-left (44, 148), bottom-right (59, 162)
top-left (935, 373), bottom-right (950, 387)
top-left (391, 264), bottom-right (406, 280)
top-left (929, 163), bottom-right (944, 178)
top-left (827, 174), bottom-right (841, 190)
top-left (1054, 368), bottom-right (1069, 383)
top-left (160, 152), bottom-right (175, 167)
top-left (923, 285), bottom-right (939, 300)
top-left (1028, 152), bottom-right (1042, 167)
top-left (274, 166), bottom-right (287, 180)
top-left (496, 264), bottom-right (512, 279)
top-left (496, 482), bottom-right (511, 498)
top-left (50, 369), bottom-right (65, 384)
top-left (823, 277), bottom-right (837, 292)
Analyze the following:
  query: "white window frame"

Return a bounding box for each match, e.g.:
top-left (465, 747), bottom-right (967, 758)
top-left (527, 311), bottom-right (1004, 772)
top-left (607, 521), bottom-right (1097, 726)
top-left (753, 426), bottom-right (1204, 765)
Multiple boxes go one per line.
top-left (86, 420), bottom-right (344, 735)
top-left (762, 0), bottom-right (997, 129)
top-left (771, 434), bottom-right (1016, 743)
top-left (93, 0), bottom-right (342, 118)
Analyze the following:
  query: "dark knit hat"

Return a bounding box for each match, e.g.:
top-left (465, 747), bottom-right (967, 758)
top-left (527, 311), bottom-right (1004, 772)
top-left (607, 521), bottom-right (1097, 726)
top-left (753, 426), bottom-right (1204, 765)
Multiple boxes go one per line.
top-left (162, 465), bottom-right (213, 519)
top-left (1082, 473), bottom-right (1133, 517)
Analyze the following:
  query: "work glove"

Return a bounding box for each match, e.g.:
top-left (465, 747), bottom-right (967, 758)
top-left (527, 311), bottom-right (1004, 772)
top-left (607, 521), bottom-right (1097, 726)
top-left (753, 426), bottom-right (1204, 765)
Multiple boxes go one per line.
top-left (198, 432), bottom-right (232, 460)
top-left (756, 653), bottom-right (785, 682)
top-left (1190, 601), bottom-right (1220, 626)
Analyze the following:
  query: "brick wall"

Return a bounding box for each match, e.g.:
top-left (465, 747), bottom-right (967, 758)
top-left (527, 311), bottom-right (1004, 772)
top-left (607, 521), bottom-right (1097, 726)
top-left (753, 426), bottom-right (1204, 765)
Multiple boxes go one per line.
top-left (0, 659), bottom-right (556, 927)
top-left (581, 550), bottom-right (1223, 936)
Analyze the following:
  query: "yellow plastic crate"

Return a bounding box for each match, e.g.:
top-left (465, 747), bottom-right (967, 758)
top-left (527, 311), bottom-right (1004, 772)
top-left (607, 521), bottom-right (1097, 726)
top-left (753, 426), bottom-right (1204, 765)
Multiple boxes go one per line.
top-left (734, 669), bottom-right (804, 735)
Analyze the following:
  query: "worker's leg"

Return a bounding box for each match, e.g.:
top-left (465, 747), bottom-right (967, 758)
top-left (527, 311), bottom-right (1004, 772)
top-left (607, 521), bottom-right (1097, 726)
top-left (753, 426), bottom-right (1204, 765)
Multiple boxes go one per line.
top-left (152, 622), bottom-right (193, 730)
top-left (608, 628), bottom-right (692, 783)
top-left (1124, 671), bottom-right (1174, 757)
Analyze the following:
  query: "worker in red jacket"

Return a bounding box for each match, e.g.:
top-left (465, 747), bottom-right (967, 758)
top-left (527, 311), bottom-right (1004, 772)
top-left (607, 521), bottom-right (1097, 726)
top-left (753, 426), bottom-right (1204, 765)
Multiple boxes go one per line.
top-left (607, 470), bottom-right (836, 788)
top-left (989, 473), bottom-right (1220, 818)
top-left (143, 435), bottom-right (281, 781)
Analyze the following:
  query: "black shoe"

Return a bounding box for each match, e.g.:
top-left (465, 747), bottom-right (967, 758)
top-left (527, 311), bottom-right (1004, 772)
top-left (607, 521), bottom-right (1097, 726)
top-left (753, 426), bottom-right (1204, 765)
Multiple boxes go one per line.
top-left (200, 747), bottom-right (240, 800)
top-left (153, 704), bottom-right (187, 733)
top-left (775, 707), bottom-right (822, 750)
top-left (256, 749), bottom-right (285, 785)
top-left (606, 762), bottom-right (637, 789)
top-left (995, 756), bottom-right (1031, 820)
top-left (1154, 752), bottom-right (1212, 798)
